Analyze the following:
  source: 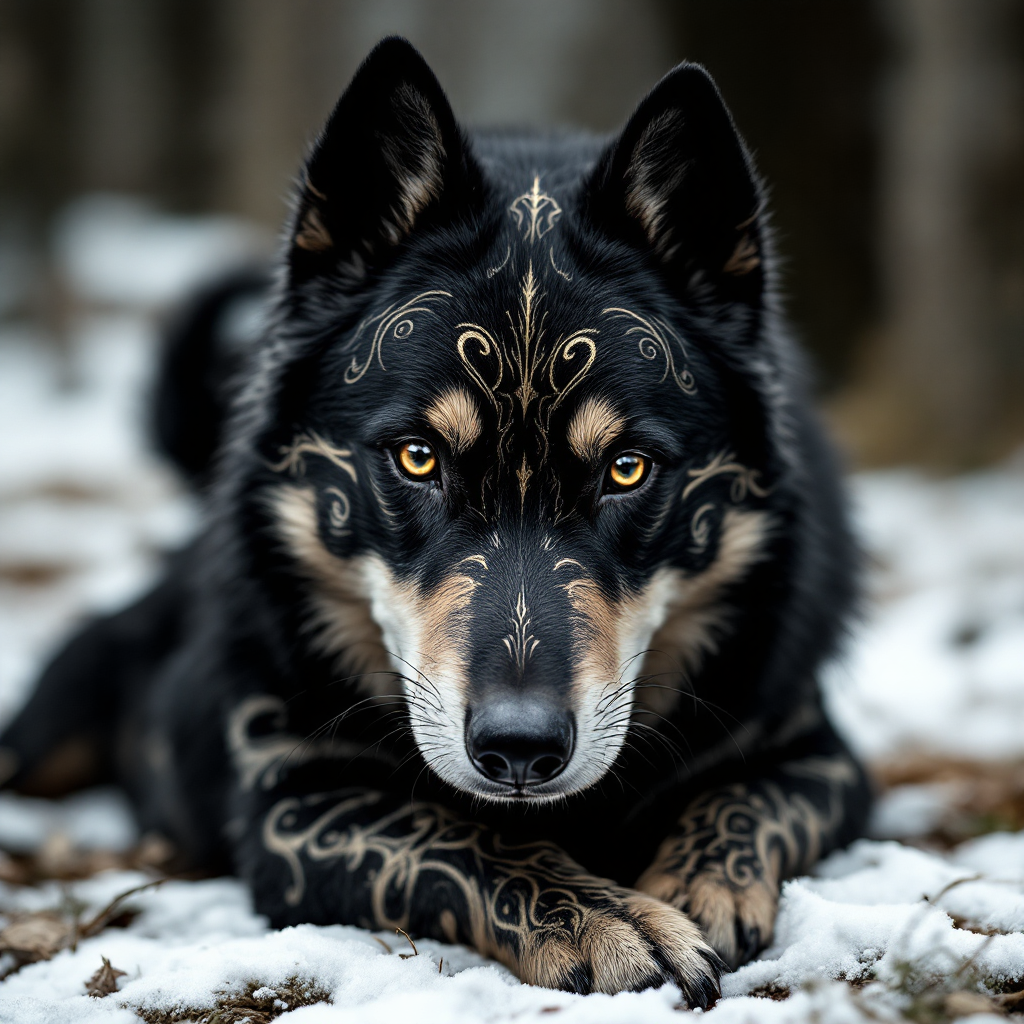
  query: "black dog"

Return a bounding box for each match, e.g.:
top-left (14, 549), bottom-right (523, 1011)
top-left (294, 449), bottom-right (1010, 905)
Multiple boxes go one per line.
top-left (0, 39), bottom-right (870, 1006)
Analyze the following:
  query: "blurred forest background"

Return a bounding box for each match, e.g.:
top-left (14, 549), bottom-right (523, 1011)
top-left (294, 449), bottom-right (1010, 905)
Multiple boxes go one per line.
top-left (0, 0), bottom-right (1022, 469)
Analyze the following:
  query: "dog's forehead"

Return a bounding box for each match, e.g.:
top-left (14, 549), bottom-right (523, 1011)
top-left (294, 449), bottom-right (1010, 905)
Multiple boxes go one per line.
top-left (333, 172), bottom-right (703, 449)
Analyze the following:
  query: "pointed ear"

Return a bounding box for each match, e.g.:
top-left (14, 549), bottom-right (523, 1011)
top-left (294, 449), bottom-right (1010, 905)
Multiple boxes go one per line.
top-left (287, 37), bottom-right (480, 288)
top-left (586, 63), bottom-right (765, 309)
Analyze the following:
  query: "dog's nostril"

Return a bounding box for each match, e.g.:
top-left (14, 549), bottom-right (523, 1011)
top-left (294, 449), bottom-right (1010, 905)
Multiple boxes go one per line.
top-left (466, 701), bottom-right (574, 789)
top-left (526, 754), bottom-right (565, 784)
top-left (477, 752), bottom-right (513, 782)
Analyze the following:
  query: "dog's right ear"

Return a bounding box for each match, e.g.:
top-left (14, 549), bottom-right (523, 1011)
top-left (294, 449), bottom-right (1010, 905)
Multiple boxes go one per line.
top-left (287, 37), bottom-right (481, 289)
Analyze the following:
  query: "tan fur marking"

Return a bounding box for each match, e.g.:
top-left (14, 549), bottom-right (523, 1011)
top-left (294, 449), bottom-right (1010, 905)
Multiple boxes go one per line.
top-left (425, 387), bottom-right (483, 453)
top-left (723, 233), bottom-right (761, 275)
top-left (580, 914), bottom-right (656, 993)
top-left (382, 85), bottom-right (446, 238)
top-left (270, 485), bottom-right (393, 694)
top-left (624, 895), bottom-right (721, 988)
top-left (637, 509), bottom-right (771, 716)
top-left (567, 396), bottom-right (626, 463)
top-left (688, 873), bottom-right (777, 958)
top-left (417, 573), bottom-right (478, 681)
top-left (294, 204), bottom-right (333, 252)
top-left (562, 577), bottom-right (621, 686)
top-left (623, 110), bottom-right (687, 256)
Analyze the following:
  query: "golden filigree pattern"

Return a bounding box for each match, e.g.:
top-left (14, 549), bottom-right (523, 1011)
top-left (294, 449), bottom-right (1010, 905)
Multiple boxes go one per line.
top-left (487, 245), bottom-right (512, 279)
top-left (342, 290), bottom-right (451, 383)
top-left (682, 450), bottom-right (770, 504)
top-left (324, 486), bottom-right (351, 536)
top-left (636, 752), bottom-right (861, 968)
top-left (679, 451), bottom-right (770, 557)
top-left (503, 590), bottom-right (539, 670)
top-left (228, 696), bottom-right (362, 793)
top-left (602, 307), bottom-right (697, 395)
top-left (508, 176), bottom-right (562, 243)
top-left (689, 502), bottom-right (716, 553)
top-left (457, 262), bottom-right (598, 510)
top-left (269, 432), bottom-right (358, 480)
top-left (259, 789), bottom-right (722, 999)
top-left (549, 247), bottom-right (572, 282)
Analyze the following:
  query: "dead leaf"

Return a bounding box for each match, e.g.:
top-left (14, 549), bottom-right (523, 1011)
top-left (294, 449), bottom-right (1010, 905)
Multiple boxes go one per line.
top-left (0, 877), bottom-right (165, 979)
top-left (0, 851), bottom-right (29, 886)
top-left (943, 990), bottom-right (997, 1017)
top-left (0, 913), bottom-right (71, 960)
top-left (85, 956), bottom-right (126, 997)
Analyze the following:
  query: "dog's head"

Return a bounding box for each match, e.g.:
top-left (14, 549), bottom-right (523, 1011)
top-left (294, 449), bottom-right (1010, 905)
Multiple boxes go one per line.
top-left (254, 38), bottom-right (781, 803)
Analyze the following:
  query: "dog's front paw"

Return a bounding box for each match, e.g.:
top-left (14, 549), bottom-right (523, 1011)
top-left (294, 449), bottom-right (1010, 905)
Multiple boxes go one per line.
top-left (636, 866), bottom-right (778, 969)
top-left (511, 886), bottom-right (723, 1005)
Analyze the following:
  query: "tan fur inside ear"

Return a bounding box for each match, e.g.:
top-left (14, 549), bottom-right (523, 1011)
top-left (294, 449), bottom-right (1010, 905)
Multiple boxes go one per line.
top-left (380, 84), bottom-right (446, 243)
top-left (623, 109), bottom-right (687, 257)
top-left (567, 396), bottom-right (625, 463)
top-left (723, 232), bottom-right (760, 275)
top-left (294, 203), bottom-right (333, 253)
top-left (426, 387), bottom-right (482, 453)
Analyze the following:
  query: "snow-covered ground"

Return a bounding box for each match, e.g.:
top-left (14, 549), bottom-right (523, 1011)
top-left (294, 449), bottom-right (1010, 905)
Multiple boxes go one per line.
top-left (0, 198), bottom-right (1022, 1022)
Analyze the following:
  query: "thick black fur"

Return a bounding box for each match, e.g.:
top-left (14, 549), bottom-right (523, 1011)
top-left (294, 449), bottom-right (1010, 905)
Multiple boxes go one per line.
top-left (0, 39), bottom-right (870, 1004)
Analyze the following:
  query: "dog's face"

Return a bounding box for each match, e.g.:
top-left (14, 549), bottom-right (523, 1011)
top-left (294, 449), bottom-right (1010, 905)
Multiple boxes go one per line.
top-left (257, 40), bottom-right (776, 803)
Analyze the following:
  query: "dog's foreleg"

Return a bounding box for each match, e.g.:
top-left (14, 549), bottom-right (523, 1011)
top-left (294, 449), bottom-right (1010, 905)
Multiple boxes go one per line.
top-left (232, 781), bottom-right (723, 1002)
top-left (635, 732), bottom-right (870, 968)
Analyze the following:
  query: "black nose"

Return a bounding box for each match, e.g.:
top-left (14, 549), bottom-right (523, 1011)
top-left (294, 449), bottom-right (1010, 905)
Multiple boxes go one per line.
top-left (466, 700), bottom-right (574, 787)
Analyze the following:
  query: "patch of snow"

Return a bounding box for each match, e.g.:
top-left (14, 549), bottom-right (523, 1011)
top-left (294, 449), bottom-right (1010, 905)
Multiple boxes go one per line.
top-left (0, 788), bottom-right (137, 854)
top-left (825, 465), bottom-right (1024, 761)
top-left (53, 194), bottom-right (270, 309)
top-left (867, 783), bottom-right (958, 840)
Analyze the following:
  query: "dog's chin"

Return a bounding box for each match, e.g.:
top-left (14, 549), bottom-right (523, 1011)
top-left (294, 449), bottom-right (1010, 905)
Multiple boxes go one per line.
top-left (423, 753), bottom-right (612, 806)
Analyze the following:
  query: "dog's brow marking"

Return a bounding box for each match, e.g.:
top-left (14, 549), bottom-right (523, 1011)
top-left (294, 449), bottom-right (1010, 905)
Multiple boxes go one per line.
top-left (459, 554), bottom-right (489, 571)
top-left (553, 558), bottom-right (584, 573)
top-left (567, 397), bottom-right (626, 463)
top-left (425, 387), bottom-right (483, 453)
top-left (723, 232), bottom-right (761, 276)
top-left (270, 431), bottom-right (357, 480)
top-left (508, 176), bottom-right (562, 243)
top-left (458, 262), bottom-right (598, 512)
top-left (503, 590), bottom-right (539, 669)
top-left (602, 307), bottom-right (696, 396)
top-left (342, 290), bottom-right (451, 384)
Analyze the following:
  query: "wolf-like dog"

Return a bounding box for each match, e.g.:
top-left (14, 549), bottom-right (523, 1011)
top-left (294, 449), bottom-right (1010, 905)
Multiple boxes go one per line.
top-left (0, 38), bottom-right (870, 1006)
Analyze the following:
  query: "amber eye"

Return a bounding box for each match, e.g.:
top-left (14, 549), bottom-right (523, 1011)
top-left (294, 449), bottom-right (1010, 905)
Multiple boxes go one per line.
top-left (606, 452), bottom-right (649, 492)
top-left (397, 440), bottom-right (438, 480)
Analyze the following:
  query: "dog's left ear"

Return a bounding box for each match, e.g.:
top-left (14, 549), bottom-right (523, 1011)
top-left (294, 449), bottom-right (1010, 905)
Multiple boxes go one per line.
top-left (287, 37), bottom-right (481, 289)
top-left (585, 63), bottom-right (764, 310)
